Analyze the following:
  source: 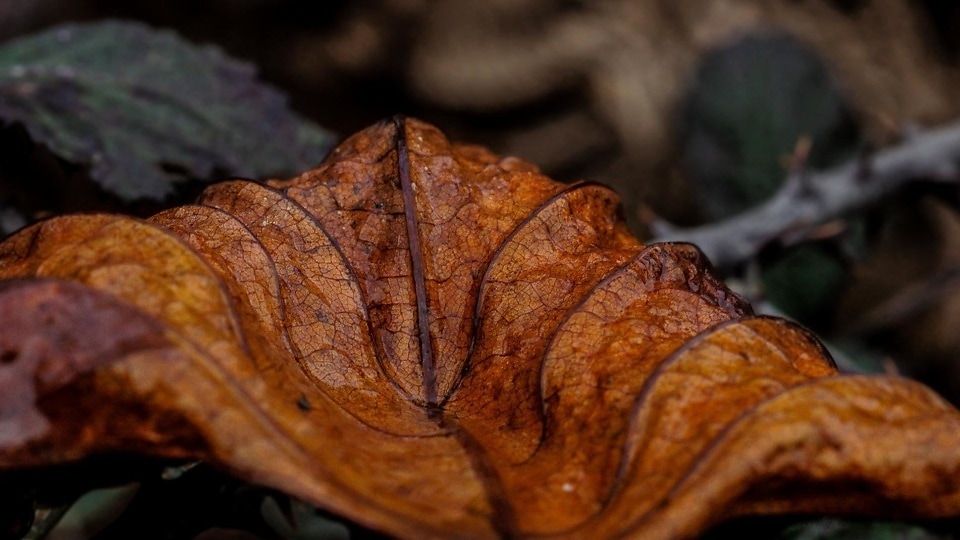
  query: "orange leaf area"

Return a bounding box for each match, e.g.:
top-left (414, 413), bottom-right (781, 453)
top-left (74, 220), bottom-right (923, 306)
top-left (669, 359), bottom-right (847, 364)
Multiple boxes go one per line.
top-left (1, 118), bottom-right (959, 538)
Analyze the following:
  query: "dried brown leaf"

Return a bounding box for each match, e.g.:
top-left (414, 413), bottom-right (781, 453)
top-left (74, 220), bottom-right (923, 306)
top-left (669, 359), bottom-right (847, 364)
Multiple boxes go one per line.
top-left (0, 118), bottom-right (958, 538)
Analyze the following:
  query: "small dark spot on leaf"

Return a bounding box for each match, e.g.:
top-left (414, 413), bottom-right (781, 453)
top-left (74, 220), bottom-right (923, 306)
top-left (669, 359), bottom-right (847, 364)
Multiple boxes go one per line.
top-left (374, 201), bottom-right (385, 210)
top-left (297, 395), bottom-right (312, 411)
top-left (1, 349), bottom-right (18, 364)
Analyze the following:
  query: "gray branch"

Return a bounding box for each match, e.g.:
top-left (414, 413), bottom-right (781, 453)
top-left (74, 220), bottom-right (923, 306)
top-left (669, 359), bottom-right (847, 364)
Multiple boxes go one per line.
top-left (653, 122), bottom-right (960, 270)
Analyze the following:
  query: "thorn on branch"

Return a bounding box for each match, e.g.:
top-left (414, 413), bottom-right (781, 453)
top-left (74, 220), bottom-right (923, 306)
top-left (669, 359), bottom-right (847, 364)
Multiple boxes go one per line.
top-left (784, 136), bottom-right (817, 200)
top-left (779, 219), bottom-right (847, 248)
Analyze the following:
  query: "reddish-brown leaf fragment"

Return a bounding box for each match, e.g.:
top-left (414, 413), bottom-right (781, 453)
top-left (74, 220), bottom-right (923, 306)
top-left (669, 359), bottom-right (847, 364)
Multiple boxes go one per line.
top-left (0, 279), bottom-right (182, 455)
top-left (0, 118), bottom-right (959, 539)
top-left (0, 216), bottom-right (494, 538)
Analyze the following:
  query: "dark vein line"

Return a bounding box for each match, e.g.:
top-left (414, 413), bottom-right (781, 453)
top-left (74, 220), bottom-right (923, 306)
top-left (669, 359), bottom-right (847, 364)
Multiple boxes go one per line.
top-left (442, 413), bottom-right (520, 538)
top-left (198, 182), bottom-right (437, 434)
top-left (600, 315), bottom-right (835, 534)
top-left (395, 116), bottom-right (438, 408)
top-left (523, 244), bottom-right (650, 458)
top-left (533, 242), bottom-right (760, 444)
top-left (269, 182), bottom-right (416, 403)
top-left (111, 217), bottom-right (364, 461)
top-left (445, 181), bottom-right (611, 405)
top-left (613, 373), bottom-right (847, 538)
top-left (521, 315), bottom-right (761, 538)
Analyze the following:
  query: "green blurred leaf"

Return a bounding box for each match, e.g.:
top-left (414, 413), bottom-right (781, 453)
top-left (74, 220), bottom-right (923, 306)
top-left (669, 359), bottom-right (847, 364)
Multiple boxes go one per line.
top-left (0, 20), bottom-right (335, 200)
top-left (762, 244), bottom-right (846, 328)
top-left (31, 483), bottom-right (139, 540)
top-left (681, 33), bottom-right (859, 220)
top-left (261, 496), bottom-right (350, 540)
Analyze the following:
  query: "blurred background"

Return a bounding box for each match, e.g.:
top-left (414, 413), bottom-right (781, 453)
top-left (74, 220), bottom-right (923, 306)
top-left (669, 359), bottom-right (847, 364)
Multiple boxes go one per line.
top-left (2, 0), bottom-right (960, 402)
top-left (3, 1), bottom-right (960, 538)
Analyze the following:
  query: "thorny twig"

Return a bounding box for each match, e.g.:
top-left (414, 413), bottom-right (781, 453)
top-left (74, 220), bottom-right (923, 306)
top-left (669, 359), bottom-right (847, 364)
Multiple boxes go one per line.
top-left (652, 122), bottom-right (960, 270)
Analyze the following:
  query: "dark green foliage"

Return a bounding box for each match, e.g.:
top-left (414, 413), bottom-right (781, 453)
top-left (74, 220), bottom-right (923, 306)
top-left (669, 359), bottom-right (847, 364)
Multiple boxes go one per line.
top-left (681, 32), bottom-right (859, 220)
top-left (680, 33), bottom-right (862, 329)
top-left (761, 243), bottom-right (847, 329)
top-left (0, 20), bottom-right (334, 201)
top-left (261, 496), bottom-right (351, 539)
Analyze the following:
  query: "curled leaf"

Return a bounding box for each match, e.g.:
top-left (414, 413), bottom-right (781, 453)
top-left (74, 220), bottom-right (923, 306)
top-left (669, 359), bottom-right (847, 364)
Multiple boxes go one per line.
top-left (0, 118), bottom-right (958, 538)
